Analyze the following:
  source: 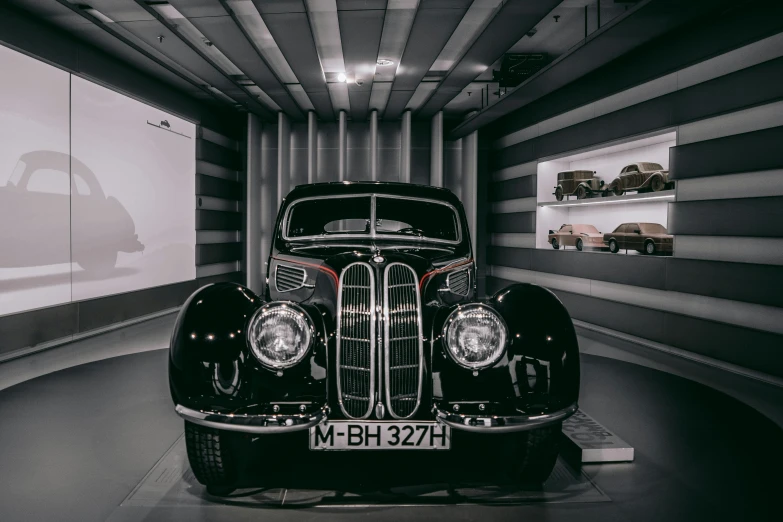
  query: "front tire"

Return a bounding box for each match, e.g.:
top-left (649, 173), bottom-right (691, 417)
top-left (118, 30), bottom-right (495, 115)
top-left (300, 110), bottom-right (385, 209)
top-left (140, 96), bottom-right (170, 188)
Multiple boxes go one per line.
top-left (185, 421), bottom-right (242, 494)
top-left (609, 239), bottom-right (619, 253)
top-left (612, 183), bottom-right (624, 197)
top-left (576, 238), bottom-right (583, 251)
top-left (511, 424), bottom-right (562, 483)
top-left (645, 240), bottom-right (656, 255)
top-left (650, 175), bottom-right (665, 192)
top-left (555, 186), bottom-right (564, 201)
top-left (575, 185), bottom-right (587, 200)
top-left (551, 238), bottom-right (560, 250)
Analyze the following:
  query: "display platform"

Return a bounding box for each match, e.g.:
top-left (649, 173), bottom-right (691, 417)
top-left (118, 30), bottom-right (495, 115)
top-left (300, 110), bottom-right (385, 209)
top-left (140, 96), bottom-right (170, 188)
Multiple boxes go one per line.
top-left (108, 436), bottom-right (606, 520)
top-left (1, 326), bottom-right (782, 522)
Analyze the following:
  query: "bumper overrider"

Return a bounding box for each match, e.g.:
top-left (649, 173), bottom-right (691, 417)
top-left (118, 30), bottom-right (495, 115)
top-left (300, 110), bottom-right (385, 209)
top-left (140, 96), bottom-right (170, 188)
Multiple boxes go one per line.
top-left (174, 402), bottom-right (577, 434)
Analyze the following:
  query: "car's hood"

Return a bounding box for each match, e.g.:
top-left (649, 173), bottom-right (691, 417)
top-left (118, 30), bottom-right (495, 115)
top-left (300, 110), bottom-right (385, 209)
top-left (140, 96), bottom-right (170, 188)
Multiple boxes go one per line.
top-left (286, 242), bottom-right (466, 270)
top-left (282, 241), bottom-right (470, 282)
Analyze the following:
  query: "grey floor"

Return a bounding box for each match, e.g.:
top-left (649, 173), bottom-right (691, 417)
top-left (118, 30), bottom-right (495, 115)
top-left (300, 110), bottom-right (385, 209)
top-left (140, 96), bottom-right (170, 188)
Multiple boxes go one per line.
top-left (0, 322), bottom-right (781, 521)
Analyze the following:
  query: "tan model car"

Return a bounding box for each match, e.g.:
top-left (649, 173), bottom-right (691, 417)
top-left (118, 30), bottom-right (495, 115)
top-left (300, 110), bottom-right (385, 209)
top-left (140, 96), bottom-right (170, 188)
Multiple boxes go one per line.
top-left (603, 222), bottom-right (673, 255)
top-left (553, 170), bottom-right (604, 201)
top-left (548, 224), bottom-right (605, 251)
top-left (607, 162), bottom-right (674, 196)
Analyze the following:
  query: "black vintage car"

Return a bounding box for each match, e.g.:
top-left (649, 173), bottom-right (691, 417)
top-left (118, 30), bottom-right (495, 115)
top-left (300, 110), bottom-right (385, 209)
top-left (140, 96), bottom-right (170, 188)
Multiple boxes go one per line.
top-left (169, 182), bottom-right (580, 493)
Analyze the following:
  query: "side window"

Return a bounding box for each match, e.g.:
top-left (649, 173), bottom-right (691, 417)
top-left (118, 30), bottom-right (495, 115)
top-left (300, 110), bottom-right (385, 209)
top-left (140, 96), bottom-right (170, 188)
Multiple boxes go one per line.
top-left (618, 224), bottom-right (629, 233)
top-left (25, 169), bottom-right (70, 195)
top-left (562, 225), bottom-right (572, 233)
top-left (73, 174), bottom-right (91, 196)
top-left (627, 165), bottom-right (638, 173)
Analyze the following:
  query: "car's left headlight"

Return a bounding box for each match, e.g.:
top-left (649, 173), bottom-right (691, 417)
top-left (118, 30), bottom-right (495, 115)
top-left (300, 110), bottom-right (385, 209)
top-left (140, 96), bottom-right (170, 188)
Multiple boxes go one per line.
top-left (247, 302), bottom-right (314, 369)
top-left (442, 303), bottom-right (508, 369)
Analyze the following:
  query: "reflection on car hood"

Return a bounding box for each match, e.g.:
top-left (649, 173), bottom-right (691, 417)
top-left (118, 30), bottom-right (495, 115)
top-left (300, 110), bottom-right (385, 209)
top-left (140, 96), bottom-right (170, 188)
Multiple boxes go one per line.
top-left (283, 241), bottom-right (469, 282)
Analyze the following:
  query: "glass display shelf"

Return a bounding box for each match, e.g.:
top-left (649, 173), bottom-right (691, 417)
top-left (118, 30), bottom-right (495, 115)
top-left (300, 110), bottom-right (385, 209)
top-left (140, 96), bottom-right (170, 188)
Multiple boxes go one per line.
top-left (538, 190), bottom-right (675, 208)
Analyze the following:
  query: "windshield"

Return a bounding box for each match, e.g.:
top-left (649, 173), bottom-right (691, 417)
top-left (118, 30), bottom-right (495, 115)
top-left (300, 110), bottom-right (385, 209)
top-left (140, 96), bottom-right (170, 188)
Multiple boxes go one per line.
top-left (640, 223), bottom-right (668, 234)
top-left (2, 159), bottom-right (26, 187)
top-left (287, 196), bottom-right (372, 238)
top-left (284, 195), bottom-right (460, 243)
top-left (639, 162), bottom-right (663, 171)
top-left (573, 224), bottom-right (599, 234)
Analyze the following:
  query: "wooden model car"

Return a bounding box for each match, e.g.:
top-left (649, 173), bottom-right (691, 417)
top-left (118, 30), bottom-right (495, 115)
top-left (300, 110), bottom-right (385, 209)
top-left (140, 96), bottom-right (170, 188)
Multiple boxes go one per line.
top-left (169, 182), bottom-right (580, 494)
top-left (603, 222), bottom-right (673, 255)
top-left (607, 163), bottom-right (673, 196)
top-left (553, 170), bottom-right (604, 201)
top-left (548, 224), bottom-right (605, 251)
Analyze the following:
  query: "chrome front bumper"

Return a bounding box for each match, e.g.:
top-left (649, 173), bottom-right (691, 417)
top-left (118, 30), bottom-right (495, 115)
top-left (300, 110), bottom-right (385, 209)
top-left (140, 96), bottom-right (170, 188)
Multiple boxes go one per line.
top-left (433, 402), bottom-right (578, 433)
top-left (175, 404), bottom-right (330, 434)
top-left (176, 401), bottom-right (577, 435)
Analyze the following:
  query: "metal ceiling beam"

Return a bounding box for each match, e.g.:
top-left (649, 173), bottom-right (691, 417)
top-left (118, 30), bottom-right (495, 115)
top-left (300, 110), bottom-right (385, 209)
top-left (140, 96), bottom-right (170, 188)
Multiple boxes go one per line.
top-left (448, 0), bottom-right (740, 139)
top-left (383, 0), bottom-right (473, 120)
top-left (163, 0), bottom-right (305, 119)
top-left (48, 0), bottom-right (247, 110)
top-left (337, 4), bottom-right (386, 121)
top-left (128, 0), bottom-right (278, 120)
top-left (254, 0), bottom-right (335, 120)
top-left (417, 0), bottom-right (560, 119)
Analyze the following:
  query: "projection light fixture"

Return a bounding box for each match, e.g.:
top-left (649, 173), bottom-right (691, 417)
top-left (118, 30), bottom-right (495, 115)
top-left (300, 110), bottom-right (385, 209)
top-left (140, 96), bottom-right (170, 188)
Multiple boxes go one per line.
top-left (376, 59), bottom-right (394, 66)
top-left (337, 73), bottom-right (347, 83)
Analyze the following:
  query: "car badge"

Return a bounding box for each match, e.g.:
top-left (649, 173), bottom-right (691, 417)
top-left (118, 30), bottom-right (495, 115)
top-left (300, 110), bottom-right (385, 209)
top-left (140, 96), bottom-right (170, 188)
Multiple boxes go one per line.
top-left (372, 255), bottom-right (385, 264)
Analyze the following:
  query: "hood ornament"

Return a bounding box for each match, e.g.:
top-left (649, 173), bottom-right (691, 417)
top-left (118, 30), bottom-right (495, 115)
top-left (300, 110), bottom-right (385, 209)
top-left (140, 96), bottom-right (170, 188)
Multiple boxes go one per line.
top-left (371, 254), bottom-right (385, 264)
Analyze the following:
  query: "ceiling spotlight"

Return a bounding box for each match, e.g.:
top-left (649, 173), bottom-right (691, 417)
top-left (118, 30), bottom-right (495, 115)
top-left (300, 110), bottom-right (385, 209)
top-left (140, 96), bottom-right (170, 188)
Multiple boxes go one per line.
top-left (337, 72), bottom-right (347, 83)
top-left (376, 59), bottom-right (394, 66)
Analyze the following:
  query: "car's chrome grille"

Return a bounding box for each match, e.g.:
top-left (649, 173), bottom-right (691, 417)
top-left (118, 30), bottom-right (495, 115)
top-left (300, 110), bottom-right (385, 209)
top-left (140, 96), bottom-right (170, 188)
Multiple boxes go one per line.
top-left (383, 263), bottom-right (423, 419)
top-left (336, 262), bottom-right (375, 419)
top-left (275, 264), bottom-right (307, 292)
top-left (447, 268), bottom-right (470, 296)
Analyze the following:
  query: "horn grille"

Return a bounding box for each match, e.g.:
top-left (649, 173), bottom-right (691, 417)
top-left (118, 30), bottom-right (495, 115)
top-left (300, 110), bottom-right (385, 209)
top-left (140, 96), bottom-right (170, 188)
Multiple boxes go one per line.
top-left (336, 262), bottom-right (375, 419)
top-left (383, 263), bottom-right (423, 419)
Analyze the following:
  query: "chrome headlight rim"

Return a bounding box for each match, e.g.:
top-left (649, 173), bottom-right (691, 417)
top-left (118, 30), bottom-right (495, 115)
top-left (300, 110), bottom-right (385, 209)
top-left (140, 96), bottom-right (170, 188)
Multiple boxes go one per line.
top-left (247, 301), bottom-right (315, 369)
top-left (441, 303), bottom-right (508, 370)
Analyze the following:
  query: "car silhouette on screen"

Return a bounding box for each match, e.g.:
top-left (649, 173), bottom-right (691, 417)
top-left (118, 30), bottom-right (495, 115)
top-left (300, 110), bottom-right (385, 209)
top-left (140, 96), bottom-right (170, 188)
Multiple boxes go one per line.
top-left (0, 150), bottom-right (144, 272)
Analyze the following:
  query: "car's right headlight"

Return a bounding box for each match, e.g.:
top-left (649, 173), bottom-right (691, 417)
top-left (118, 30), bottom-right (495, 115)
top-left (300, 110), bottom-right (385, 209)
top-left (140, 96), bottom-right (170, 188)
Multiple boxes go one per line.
top-left (442, 303), bottom-right (508, 369)
top-left (247, 302), bottom-right (313, 369)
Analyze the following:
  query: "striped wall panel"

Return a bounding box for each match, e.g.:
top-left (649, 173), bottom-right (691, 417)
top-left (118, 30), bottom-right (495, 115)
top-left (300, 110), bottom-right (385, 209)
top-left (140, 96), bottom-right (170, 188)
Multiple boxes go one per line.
top-left (491, 13), bottom-right (783, 142)
top-left (486, 277), bottom-right (783, 379)
top-left (668, 197), bottom-right (783, 238)
top-left (670, 125), bottom-right (783, 180)
top-left (482, 32), bottom-right (783, 385)
top-left (195, 126), bottom-right (244, 279)
top-left (493, 57), bottom-right (783, 170)
top-left (487, 248), bottom-right (783, 310)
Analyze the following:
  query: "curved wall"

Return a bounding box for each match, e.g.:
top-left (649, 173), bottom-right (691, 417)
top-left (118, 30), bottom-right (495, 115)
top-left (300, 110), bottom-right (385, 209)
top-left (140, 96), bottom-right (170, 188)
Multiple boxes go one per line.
top-left (480, 27), bottom-right (783, 387)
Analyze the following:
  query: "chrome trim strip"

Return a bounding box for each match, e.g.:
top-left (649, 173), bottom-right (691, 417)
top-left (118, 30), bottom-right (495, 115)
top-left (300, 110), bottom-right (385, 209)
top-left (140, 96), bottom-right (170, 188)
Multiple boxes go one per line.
top-left (383, 262), bottom-right (424, 420)
top-left (175, 404), bottom-right (329, 434)
top-left (433, 402), bottom-right (578, 433)
top-left (336, 262), bottom-right (376, 419)
top-left (274, 263), bottom-right (308, 292)
top-left (281, 193), bottom-right (462, 245)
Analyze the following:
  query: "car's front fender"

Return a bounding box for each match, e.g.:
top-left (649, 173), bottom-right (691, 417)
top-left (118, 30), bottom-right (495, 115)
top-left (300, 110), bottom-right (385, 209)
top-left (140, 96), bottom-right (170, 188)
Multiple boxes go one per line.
top-left (431, 283), bottom-right (579, 421)
top-left (169, 282), bottom-right (329, 415)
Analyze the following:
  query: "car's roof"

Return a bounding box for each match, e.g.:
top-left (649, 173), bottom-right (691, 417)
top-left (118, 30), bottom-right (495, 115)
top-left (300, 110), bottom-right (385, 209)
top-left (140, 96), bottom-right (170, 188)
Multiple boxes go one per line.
top-left (286, 181), bottom-right (462, 206)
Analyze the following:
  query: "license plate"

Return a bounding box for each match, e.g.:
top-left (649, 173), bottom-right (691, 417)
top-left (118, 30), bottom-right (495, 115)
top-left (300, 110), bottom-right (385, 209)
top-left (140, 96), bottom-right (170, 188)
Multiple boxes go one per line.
top-left (309, 421), bottom-right (451, 450)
